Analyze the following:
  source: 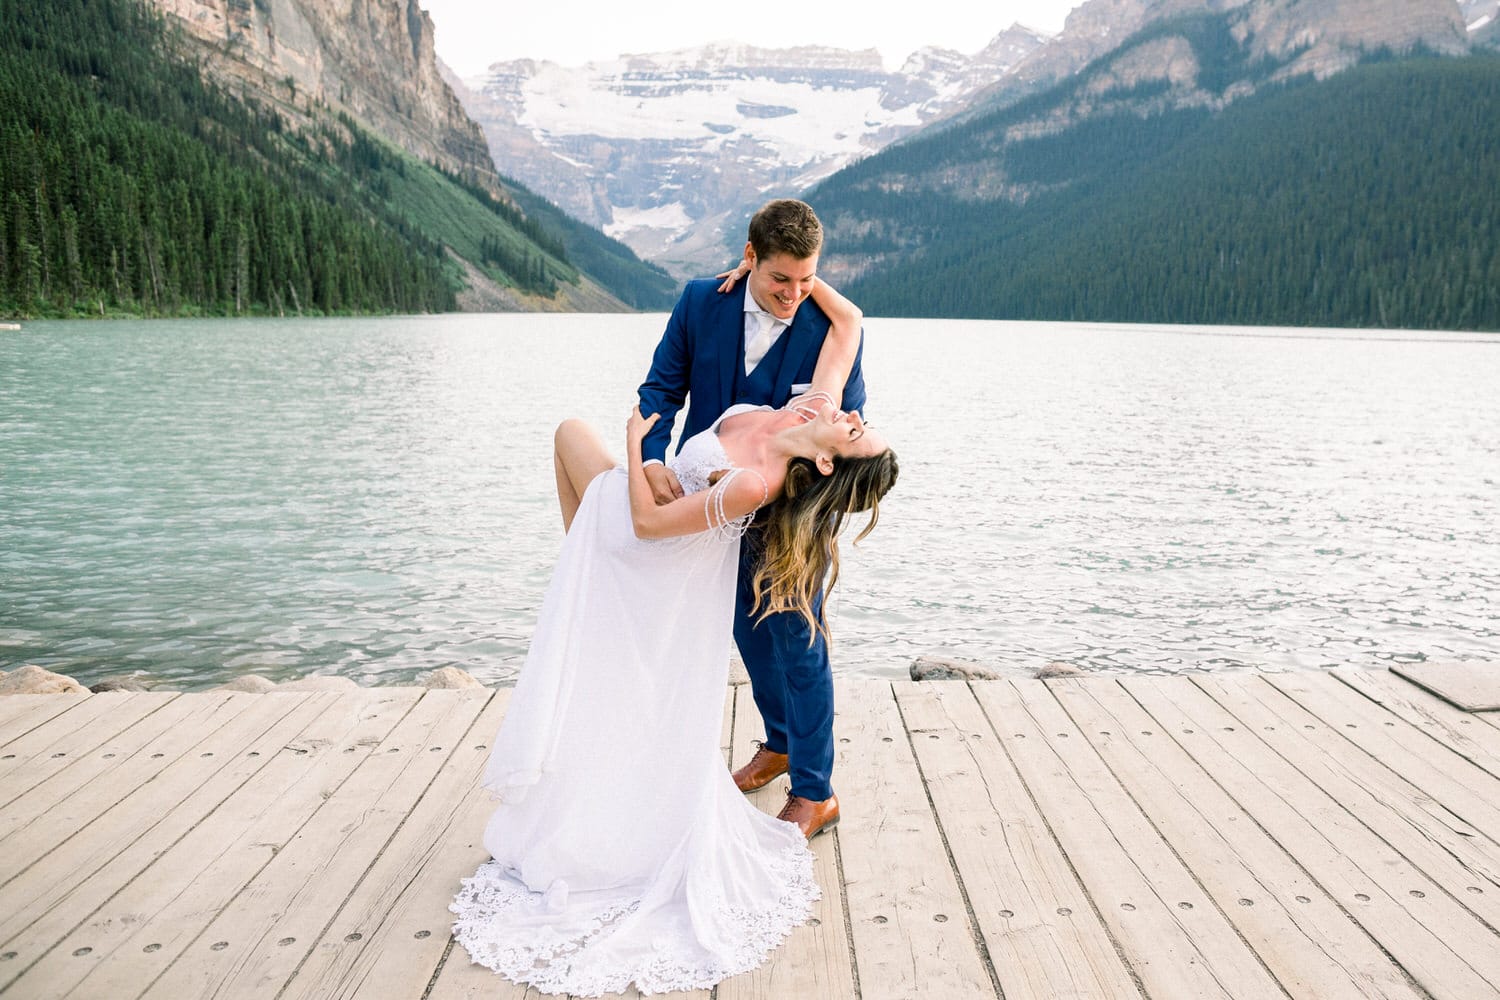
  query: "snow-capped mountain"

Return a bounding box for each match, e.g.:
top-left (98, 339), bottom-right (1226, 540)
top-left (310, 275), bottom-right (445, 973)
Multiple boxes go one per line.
top-left (455, 30), bottom-right (1048, 278)
top-left (454, 0), bottom-right (1474, 280)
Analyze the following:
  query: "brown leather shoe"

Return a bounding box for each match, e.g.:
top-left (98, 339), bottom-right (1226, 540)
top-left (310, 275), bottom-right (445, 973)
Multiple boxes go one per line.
top-left (777, 791), bottom-right (840, 840)
top-left (732, 741), bottom-right (788, 793)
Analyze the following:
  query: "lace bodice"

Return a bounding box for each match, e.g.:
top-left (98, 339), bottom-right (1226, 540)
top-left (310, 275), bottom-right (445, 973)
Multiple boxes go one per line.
top-left (668, 404), bottom-right (770, 539)
top-left (668, 403), bottom-right (767, 494)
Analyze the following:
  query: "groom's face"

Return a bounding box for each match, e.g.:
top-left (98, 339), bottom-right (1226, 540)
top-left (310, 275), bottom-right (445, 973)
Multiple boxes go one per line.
top-left (746, 250), bottom-right (818, 322)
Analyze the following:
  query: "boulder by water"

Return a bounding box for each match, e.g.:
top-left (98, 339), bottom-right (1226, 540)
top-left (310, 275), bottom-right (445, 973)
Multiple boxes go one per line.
top-left (0, 665), bottom-right (89, 695)
top-left (1034, 661), bottom-right (1084, 679)
top-left (422, 666), bottom-right (483, 689)
top-left (88, 673), bottom-right (152, 693)
top-left (909, 655), bottom-right (1002, 681)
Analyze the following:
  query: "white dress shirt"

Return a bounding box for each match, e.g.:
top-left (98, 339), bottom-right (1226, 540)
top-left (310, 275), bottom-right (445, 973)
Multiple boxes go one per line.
top-left (743, 287), bottom-right (788, 375)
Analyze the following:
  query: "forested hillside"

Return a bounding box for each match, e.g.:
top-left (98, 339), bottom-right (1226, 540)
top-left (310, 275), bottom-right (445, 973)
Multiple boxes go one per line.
top-left (824, 50), bottom-right (1500, 331)
top-left (0, 0), bottom-right (673, 318)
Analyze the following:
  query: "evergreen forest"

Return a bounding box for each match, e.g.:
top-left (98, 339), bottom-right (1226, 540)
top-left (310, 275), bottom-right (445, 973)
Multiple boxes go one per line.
top-left (0, 0), bottom-right (674, 318)
top-left (825, 50), bottom-right (1500, 331)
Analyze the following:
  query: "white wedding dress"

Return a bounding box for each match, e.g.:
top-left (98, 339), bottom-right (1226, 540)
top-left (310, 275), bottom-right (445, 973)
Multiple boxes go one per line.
top-left (450, 404), bottom-right (818, 997)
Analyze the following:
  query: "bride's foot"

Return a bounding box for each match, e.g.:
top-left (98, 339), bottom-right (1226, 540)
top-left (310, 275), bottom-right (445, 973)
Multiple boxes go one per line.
top-left (777, 790), bottom-right (839, 840)
top-left (732, 741), bottom-right (788, 792)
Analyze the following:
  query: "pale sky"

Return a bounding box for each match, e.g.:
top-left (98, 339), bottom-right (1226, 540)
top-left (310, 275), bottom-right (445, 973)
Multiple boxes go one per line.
top-left (420, 0), bottom-right (1084, 76)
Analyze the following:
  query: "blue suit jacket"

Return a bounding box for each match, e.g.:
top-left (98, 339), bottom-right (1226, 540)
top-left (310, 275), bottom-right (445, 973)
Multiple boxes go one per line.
top-left (637, 278), bottom-right (868, 464)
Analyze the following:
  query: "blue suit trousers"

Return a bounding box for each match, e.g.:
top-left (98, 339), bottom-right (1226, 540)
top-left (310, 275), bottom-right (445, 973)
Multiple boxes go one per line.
top-left (733, 532), bottom-right (834, 801)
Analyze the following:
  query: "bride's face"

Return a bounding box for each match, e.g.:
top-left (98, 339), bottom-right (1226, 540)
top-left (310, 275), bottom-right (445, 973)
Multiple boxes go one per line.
top-left (810, 403), bottom-right (886, 461)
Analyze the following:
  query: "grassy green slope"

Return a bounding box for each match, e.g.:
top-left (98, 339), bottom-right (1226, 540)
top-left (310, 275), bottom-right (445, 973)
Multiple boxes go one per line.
top-left (0, 0), bottom-right (672, 318)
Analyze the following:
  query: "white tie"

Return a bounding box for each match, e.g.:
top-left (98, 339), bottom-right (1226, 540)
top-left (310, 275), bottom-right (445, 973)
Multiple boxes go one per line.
top-left (744, 311), bottom-right (780, 375)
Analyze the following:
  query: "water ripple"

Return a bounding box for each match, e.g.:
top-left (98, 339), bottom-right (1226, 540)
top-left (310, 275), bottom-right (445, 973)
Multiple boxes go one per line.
top-left (2, 316), bottom-right (1497, 687)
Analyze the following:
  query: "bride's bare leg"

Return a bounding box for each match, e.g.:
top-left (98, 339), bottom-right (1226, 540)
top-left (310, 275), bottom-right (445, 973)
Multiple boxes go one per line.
top-left (553, 419), bottom-right (616, 531)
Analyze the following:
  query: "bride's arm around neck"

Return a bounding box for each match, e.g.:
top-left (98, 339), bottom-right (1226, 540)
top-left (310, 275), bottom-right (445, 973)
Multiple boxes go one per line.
top-left (625, 406), bottom-right (773, 540)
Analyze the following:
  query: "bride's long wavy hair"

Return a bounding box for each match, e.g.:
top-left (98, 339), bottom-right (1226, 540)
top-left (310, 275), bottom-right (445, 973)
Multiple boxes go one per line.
top-left (750, 447), bottom-right (899, 643)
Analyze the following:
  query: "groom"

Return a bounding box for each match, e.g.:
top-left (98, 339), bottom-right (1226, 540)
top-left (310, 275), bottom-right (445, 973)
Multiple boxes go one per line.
top-left (636, 198), bottom-right (867, 840)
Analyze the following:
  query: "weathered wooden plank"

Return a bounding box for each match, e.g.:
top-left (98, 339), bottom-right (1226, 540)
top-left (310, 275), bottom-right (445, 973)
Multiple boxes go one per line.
top-left (1050, 676), bottom-right (1423, 1000)
top-left (1336, 668), bottom-right (1500, 780)
top-left (423, 938), bottom-right (542, 1000)
top-left (0, 692), bottom-right (330, 957)
top-left (0, 692), bottom-right (139, 779)
top-left (977, 678), bottom-right (1286, 1000)
top-left (1193, 674), bottom-right (1500, 935)
top-left (1135, 675), bottom-right (1500, 1000)
top-left (0, 693), bottom-right (190, 831)
top-left (893, 680), bottom-right (1141, 1000)
top-left (834, 678), bottom-right (996, 1000)
top-left (263, 690), bottom-right (508, 1000)
top-left (1, 690), bottom-right (418, 1000)
top-left (0, 693), bottom-right (86, 736)
top-left (137, 689), bottom-right (490, 1000)
top-left (718, 683), bottom-right (855, 1000)
top-left (1391, 662), bottom-right (1500, 711)
top-left (1264, 671), bottom-right (1500, 842)
top-left (0, 693), bottom-right (280, 875)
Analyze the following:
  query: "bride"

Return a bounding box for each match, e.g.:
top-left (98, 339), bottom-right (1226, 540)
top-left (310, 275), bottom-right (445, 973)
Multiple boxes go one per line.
top-left (449, 280), bottom-right (897, 996)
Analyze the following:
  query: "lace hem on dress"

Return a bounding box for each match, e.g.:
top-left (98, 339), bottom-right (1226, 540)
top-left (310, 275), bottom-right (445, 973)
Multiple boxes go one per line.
top-left (450, 840), bottom-right (820, 997)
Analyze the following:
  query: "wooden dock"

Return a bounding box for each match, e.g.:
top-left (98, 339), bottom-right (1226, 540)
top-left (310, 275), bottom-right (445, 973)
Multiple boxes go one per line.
top-left (2, 668), bottom-right (1499, 999)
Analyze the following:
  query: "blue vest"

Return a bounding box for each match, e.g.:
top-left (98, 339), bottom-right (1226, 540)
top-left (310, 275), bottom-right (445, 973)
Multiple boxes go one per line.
top-left (734, 324), bottom-right (793, 405)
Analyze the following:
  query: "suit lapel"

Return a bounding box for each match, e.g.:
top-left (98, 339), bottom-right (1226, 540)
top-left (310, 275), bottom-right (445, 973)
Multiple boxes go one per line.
top-left (773, 313), bottom-right (819, 405)
top-left (716, 289), bottom-right (742, 409)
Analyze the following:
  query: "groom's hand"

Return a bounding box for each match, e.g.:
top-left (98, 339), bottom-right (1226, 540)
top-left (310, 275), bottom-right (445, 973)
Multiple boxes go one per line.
top-left (643, 463), bottom-right (685, 505)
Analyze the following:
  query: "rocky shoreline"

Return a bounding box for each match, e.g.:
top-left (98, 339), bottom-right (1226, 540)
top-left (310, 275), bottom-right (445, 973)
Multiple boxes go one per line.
top-left (2, 656), bottom-right (1083, 696)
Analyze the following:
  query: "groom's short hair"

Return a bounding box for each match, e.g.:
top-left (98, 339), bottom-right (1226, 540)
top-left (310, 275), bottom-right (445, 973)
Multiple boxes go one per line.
top-left (748, 199), bottom-right (823, 261)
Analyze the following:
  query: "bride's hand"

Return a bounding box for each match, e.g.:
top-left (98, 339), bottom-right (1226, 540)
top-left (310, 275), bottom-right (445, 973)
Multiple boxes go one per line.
top-left (715, 258), bottom-right (752, 293)
top-left (627, 405), bottom-right (660, 448)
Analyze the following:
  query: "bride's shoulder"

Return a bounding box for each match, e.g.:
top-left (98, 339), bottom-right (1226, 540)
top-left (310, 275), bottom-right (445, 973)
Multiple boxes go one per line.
top-left (720, 402), bottom-right (774, 420)
top-left (711, 403), bottom-right (773, 433)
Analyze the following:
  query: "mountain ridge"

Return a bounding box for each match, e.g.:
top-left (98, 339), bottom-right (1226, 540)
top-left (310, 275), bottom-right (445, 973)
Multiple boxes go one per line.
top-left (457, 27), bottom-right (1050, 279)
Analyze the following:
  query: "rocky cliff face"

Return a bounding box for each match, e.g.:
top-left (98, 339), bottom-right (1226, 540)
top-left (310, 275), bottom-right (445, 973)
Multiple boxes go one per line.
top-left (1237, 0), bottom-right (1467, 77)
top-left (458, 31), bottom-right (1048, 278)
top-left (149, 0), bottom-right (493, 181)
top-left (973, 0), bottom-right (1467, 115)
top-left (916, 0), bottom-right (1471, 173)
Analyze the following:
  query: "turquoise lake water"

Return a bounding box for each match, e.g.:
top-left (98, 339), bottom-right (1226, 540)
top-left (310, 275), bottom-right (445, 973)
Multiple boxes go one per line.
top-left (1, 314), bottom-right (1496, 688)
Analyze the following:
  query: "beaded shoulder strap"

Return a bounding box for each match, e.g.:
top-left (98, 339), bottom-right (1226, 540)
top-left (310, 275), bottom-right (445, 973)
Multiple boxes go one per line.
top-left (784, 389), bottom-right (837, 422)
top-left (704, 467), bottom-right (770, 541)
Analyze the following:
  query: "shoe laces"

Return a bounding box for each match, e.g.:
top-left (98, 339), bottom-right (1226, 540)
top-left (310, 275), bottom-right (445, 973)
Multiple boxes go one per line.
top-left (749, 740), bottom-right (781, 763)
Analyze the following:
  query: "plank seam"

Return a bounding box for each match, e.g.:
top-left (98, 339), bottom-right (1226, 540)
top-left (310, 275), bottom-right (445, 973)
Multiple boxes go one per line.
top-left (272, 690), bottom-right (499, 1000)
top-left (0, 693), bottom-right (241, 877)
top-left (892, 685), bottom-right (1004, 1000)
top-left (135, 692), bottom-right (427, 999)
top-left (1249, 674), bottom-right (1500, 923)
top-left (1180, 676), bottom-right (1444, 1000)
top-left (0, 695), bottom-right (101, 749)
top-left (1056, 680), bottom-right (1290, 1000)
top-left (1344, 668), bottom-right (1500, 785)
top-left (832, 827), bottom-right (862, 1000)
top-left (418, 934), bottom-right (457, 1000)
top-left (1331, 671), bottom-right (1500, 784)
top-left (0, 693), bottom-right (319, 996)
top-left (0, 693), bottom-right (179, 814)
top-left (968, 680), bottom-right (1150, 1000)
